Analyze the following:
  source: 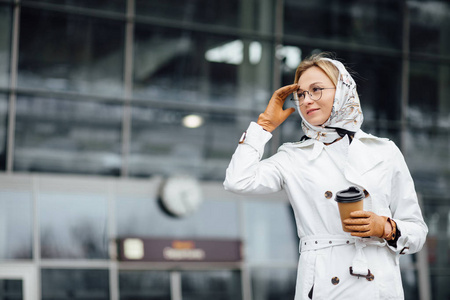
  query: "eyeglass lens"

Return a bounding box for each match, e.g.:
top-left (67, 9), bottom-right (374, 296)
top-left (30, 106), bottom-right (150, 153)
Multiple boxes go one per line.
top-left (297, 88), bottom-right (322, 101)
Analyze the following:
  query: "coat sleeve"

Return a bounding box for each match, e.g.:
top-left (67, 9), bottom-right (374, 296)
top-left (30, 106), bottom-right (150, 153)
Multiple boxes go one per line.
top-left (387, 142), bottom-right (428, 255)
top-left (223, 122), bottom-right (285, 194)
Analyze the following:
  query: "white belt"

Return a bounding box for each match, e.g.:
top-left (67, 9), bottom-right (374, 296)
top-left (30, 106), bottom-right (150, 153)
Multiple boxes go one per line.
top-left (300, 234), bottom-right (386, 279)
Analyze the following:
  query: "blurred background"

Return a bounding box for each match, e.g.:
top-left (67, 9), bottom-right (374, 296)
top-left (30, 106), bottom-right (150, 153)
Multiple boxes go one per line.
top-left (0, 0), bottom-right (448, 299)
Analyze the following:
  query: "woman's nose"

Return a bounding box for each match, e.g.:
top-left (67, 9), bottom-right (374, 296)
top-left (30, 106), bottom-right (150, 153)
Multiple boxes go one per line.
top-left (303, 93), bottom-right (314, 105)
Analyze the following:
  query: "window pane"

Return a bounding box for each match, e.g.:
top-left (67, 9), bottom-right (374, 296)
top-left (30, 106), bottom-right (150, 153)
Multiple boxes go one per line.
top-left (284, 0), bottom-right (403, 49)
top-left (251, 268), bottom-right (296, 300)
top-left (0, 5), bottom-right (11, 88)
top-left (181, 271), bottom-right (242, 300)
top-left (0, 191), bottom-right (32, 259)
top-left (14, 96), bottom-right (122, 176)
top-left (133, 25), bottom-right (272, 111)
top-left (135, 0), bottom-right (276, 33)
top-left (409, 1), bottom-right (450, 57)
top-left (129, 107), bottom-right (255, 180)
top-left (40, 193), bottom-right (108, 259)
top-left (22, 0), bottom-right (126, 13)
top-left (430, 274), bottom-right (450, 300)
top-left (244, 201), bottom-right (298, 263)
top-left (407, 61), bottom-right (450, 195)
top-left (0, 279), bottom-right (23, 300)
top-left (399, 256), bottom-right (419, 300)
top-left (119, 271), bottom-right (170, 300)
top-left (117, 195), bottom-right (239, 239)
top-left (423, 198), bottom-right (450, 270)
top-left (409, 61), bottom-right (450, 125)
top-left (18, 8), bottom-right (124, 96)
top-left (404, 128), bottom-right (449, 194)
top-left (41, 269), bottom-right (109, 299)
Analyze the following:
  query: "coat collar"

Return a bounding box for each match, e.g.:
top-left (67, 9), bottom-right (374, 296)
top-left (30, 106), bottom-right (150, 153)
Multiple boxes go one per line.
top-left (293, 130), bottom-right (384, 174)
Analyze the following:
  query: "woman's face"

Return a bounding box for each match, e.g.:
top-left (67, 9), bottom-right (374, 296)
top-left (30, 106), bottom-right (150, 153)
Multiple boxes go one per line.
top-left (297, 66), bottom-right (336, 126)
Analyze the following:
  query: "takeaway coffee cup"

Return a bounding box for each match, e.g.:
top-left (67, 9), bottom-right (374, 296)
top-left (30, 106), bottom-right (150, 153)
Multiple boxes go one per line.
top-left (335, 186), bottom-right (365, 232)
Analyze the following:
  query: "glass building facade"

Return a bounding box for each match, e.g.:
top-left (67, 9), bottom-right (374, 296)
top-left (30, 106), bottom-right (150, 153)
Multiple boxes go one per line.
top-left (0, 0), bottom-right (448, 299)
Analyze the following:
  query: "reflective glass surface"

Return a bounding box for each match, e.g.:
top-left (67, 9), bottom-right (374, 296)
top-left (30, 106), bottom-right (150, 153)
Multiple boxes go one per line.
top-left (18, 8), bottom-right (124, 96)
top-left (40, 193), bottom-right (108, 259)
top-left (181, 270), bottom-right (242, 300)
top-left (41, 269), bottom-right (109, 299)
top-left (133, 24), bottom-right (273, 111)
top-left (117, 196), bottom-right (239, 239)
top-left (409, 61), bottom-right (450, 124)
top-left (407, 61), bottom-right (450, 195)
top-left (14, 96), bottom-right (122, 175)
top-left (0, 191), bottom-right (32, 259)
top-left (422, 198), bottom-right (450, 270)
top-left (404, 128), bottom-right (449, 195)
top-left (399, 256), bottom-right (419, 300)
top-left (430, 274), bottom-right (450, 300)
top-left (0, 280), bottom-right (23, 300)
top-left (0, 5), bottom-right (11, 88)
top-left (244, 201), bottom-right (298, 263)
top-left (135, 0), bottom-right (276, 33)
top-left (251, 268), bottom-right (296, 300)
top-left (129, 106), bottom-right (255, 180)
top-left (284, 0), bottom-right (403, 49)
top-left (409, 1), bottom-right (450, 57)
top-left (119, 271), bottom-right (170, 300)
top-left (22, 0), bottom-right (126, 12)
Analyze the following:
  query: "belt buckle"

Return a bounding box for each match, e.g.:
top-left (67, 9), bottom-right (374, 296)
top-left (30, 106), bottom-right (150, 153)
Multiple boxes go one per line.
top-left (349, 267), bottom-right (375, 281)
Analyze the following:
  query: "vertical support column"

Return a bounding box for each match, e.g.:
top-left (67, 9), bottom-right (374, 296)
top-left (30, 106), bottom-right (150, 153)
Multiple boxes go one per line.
top-left (32, 176), bottom-right (42, 300)
top-left (438, 13), bottom-right (450, 120)
top-left (269, 0), bottom-right (284, 155)
top-left (6, 0), bottom-right (20, 173)
top-left (237, 0), bottom-right (255, 131)
top-left (121, 0), bottom-right (135, 177)
top-left (416, 194), bottom-right (431, 300)
top-left (239, 200), bottom-right (253, 300)
top-left (108, 180), bottom-right (119, 300)
top-left (170, 271), bottom-right (182, 300)
top-left (400, 0), bottom-right (409, 153)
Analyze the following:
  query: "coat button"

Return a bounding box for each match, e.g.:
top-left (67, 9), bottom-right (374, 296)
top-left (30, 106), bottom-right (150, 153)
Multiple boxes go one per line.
top-left (325, 191), bottom-right (333, 199)
top-left (331, 277), bottom-right (340, 285)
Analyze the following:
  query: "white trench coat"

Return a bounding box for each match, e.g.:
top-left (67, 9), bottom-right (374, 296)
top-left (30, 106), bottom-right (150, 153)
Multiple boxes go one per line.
top-left (224, 122), bottom-right (428, 300)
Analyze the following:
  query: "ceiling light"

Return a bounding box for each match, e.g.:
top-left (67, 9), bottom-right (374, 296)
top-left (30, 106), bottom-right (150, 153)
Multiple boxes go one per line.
top-left (182, 114), bottom-right (204, 128)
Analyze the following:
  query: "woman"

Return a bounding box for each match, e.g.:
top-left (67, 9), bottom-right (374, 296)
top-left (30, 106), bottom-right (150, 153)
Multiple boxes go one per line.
top-left (224, 53), bottom-right (428, 299)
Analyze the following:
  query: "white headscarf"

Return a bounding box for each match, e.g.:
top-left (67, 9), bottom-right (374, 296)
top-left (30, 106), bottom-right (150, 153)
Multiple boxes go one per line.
top-left (298, 58), bottom-right (363, 143)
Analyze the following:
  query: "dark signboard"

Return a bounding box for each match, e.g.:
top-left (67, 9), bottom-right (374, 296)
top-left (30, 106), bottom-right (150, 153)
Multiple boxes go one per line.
top-left (117, 237), bottom-right (243, 262)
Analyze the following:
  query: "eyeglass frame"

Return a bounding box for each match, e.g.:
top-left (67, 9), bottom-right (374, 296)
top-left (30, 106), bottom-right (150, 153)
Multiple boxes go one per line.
top-left (291, 87), bottom-right (335, 106)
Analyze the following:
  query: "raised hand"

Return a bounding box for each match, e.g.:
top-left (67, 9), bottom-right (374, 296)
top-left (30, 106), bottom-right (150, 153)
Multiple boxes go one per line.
top-left (257, 84), bottom-right (298, 132)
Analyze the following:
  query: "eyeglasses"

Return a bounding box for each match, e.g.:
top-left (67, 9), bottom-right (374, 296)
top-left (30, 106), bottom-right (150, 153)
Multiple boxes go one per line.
top-left (291, 87), bottom-right (335, 106)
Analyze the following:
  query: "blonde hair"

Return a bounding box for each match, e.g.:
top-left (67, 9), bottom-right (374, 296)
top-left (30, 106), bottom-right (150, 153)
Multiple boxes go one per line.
top-left (294, 53), bottom-right (340, 86)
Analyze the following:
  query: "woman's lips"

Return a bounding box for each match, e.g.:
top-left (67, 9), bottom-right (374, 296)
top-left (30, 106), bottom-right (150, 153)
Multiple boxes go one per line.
top-left (307, 108), bottom-right (320, 115)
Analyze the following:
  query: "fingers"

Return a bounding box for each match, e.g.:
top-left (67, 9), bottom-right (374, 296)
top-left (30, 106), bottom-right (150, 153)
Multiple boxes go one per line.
top-left (282, 107), bottom-right (296, 119)
top-left (345, 224), bottom-right (370, 231)
top-left (343, 213), bottom-right (369, 225)
top-left (350, 231), bottom-right (372, 238)
top-left (273, 84), bottom-right (299, 100)
top-left (343, 218), bottom-right (369, 226)
top-left (349, 210), bottom-right (372, 218)
top-left (344, 211), bottom-right (371, 234)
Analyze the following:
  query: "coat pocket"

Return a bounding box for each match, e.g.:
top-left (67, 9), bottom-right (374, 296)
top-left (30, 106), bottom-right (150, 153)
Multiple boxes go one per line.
top-left (375, 246), bottom-right (404, 299)
top-left (312, 246), bottom-right (380, 300)
top-left (295, 251), bottom-right (317, 300)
